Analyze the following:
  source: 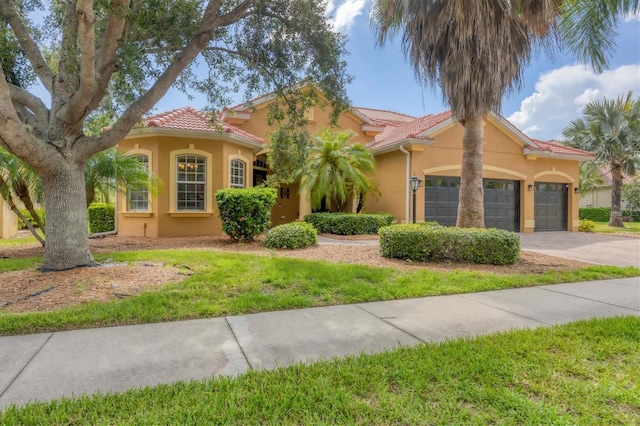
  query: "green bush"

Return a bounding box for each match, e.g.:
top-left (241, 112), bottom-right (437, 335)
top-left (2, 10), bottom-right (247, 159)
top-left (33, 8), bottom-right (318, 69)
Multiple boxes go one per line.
top-left (579, 207), bottom-right (640, 222)
top-left (216, 187), bottom-right (277, 241)
top-left (88, 203), bottom-right (115, 233)
top-left (17, 208), bottom-right (45, 229)
top-left (578, 219), bottom-right (595, 232)
top-left (379, 224), bottom-right (520, 266)
top-left (264, 222), bottom-right (318, 250)
top-left (304, 212), bottom-right (395, 235)
top-left (579, 207), bottom-right (610, 222)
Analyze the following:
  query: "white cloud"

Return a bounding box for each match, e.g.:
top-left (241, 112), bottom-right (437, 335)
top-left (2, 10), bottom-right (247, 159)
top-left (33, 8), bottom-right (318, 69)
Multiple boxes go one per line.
top-left (624, 11), bottom-right (640, 22)
top-left (326, 0), bottom-right (367, 33)
top-left (507, 64), bottom-right (640, 140)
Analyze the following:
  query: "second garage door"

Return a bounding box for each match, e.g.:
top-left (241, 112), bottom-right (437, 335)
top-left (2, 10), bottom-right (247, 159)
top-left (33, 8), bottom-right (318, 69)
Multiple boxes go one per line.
top-left (424, 176), bottom-right (520, 231)
top-left (534, 182), bottom-right (568, 231)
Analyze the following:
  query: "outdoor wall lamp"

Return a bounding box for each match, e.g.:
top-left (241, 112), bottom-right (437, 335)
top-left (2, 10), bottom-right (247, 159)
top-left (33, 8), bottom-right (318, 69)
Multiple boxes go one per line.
top-left (527, 184), bottom-right (534, 191)
top-left (410, 174), bottom-right (422, 224)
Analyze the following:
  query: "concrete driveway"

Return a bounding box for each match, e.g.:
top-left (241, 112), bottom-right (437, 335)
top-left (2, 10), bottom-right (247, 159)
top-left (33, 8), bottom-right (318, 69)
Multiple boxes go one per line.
top-left (519, 232), bottom-right (640, 268)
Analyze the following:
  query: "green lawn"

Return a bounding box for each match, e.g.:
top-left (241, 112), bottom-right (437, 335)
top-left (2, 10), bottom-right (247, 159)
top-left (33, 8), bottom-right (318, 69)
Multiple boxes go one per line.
top-left (593, 221), bottom-right (640, 234)
top-left (1, 249), bottom-right (638, 336)
top-left (1, 316), bottom-right (638, 424)
top-left (0, 235), bottom-right (39, 248)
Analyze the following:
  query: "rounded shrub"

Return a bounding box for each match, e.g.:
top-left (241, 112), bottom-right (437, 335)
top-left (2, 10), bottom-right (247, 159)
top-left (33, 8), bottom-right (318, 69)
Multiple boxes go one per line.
top-left (304, 212), bottom-right (395, 235)
top-left (265, 222), bottom-right (318, 250)
top-left (215, 187), bottom-right (277, 241)
top-left (379, 224), bottom-right (520, 265)
top-left (578, 219), bottom-right (595, 232)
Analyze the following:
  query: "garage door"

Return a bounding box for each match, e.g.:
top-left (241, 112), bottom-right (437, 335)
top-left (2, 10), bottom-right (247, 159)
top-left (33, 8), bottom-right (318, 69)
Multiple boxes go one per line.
top-left (534, 182), bottom-right (568, 231)
top-left (424, 176), bottom-right (520, 231)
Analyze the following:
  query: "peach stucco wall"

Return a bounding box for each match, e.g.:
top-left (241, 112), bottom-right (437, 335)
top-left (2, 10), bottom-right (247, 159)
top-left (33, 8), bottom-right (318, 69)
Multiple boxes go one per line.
top-left (0, 199), bottom-right (18, 239)
top-left (369, 119), bottom-right (580, 232)
top-left (117, 133), bottom-right (257, 238)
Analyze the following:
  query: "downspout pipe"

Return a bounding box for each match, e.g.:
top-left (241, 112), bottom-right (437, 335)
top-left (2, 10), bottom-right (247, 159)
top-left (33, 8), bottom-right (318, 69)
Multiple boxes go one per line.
top-left (398, 144), bottom-right (410, 223)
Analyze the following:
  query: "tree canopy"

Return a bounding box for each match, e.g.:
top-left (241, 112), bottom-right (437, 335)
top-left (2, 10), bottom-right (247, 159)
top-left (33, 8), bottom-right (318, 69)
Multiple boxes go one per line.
top-left (0, 0), bottom-right (350, 270)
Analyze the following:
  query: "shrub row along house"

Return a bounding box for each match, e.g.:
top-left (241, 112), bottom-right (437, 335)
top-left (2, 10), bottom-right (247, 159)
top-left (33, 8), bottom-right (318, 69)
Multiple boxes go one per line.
top-left (111, 87), bottom-right (594, 238)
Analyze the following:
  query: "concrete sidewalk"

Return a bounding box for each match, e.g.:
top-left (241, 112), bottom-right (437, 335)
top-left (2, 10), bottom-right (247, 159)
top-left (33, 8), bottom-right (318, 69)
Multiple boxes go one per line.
top-left (1, 278), bottom-right (638, 409)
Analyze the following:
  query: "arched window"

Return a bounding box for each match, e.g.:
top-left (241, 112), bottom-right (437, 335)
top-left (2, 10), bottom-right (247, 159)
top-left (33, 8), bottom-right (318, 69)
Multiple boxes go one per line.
top-left (230, 159), bottom-right (245, 188)
top-left (127, 154), bottom-right (149, 211)
top-left (176, 154), bottom-right (206, 211)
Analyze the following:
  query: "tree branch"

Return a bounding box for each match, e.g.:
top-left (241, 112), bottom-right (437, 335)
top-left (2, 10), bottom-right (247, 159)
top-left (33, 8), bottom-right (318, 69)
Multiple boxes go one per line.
top-left (8, 84), bottom-right (49, 125)
top-left (78, 0), bottom-right (257, 158)
top-left (65, 0), bottom-right (98, 123)
top-left (0, 66), bottom-right (57, 171)
top-left (0, 1), bottom-right (55, 93)
top-left (92, 0), bottom-right (131, 110)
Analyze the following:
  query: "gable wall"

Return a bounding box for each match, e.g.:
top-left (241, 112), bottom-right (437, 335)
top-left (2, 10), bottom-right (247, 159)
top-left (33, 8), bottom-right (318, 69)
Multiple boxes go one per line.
top-left (0, 198), bottom-right (17, 239)
top-left (232, 104), bottom-right (374, 145)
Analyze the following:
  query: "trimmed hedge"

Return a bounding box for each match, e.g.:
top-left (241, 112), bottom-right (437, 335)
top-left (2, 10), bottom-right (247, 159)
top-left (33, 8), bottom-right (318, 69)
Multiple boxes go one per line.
top-left (379, 224), bottom-right (520, 265)
top-left (18, 208), bottom-right (45, 229)
top-left (88, 203), bottom-right (115, 233)
top-left (304, 213), bottom-right (395, 235)
top-left (579, 207), bottom-right (640, 222)
top-left (216, 187), bottom-right (277, 241)
top-left (265, 222), bottom-right (318, 250)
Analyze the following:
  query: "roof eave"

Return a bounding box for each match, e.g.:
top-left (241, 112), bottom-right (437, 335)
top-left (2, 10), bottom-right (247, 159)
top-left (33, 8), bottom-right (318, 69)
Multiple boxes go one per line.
top-left (125, 128), bottom-right (264, 151)
top-left (371, 138), bottom-right (435, 155)
top-left (523, 149), bottom-right (595, 162)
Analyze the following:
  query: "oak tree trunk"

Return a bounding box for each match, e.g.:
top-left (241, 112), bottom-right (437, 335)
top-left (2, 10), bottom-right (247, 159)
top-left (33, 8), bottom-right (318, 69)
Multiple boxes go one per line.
top-left (457, 116), bottom-right (485, 228)
top-left (608, 164), bottom-right (624, 228)
top-left (41, 160), bottom-right (94, 270)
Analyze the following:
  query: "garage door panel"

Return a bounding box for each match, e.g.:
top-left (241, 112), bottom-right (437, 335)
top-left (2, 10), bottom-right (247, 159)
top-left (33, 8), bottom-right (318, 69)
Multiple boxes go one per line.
top-left (425, 176), bottom-right (520, 231)
top-left (534, 182), bottom-right (567, 231)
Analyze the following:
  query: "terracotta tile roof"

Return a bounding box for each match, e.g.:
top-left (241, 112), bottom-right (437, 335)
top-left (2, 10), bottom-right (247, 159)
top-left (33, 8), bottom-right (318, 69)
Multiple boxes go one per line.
top-left (529, 139), bottom-right (593, 157)
top-left (368, 111), bottom-right (452, 150)
top-left (353, 107), bottom-right (417, 126)
top-left (143, 107), bottom-right (264, 145)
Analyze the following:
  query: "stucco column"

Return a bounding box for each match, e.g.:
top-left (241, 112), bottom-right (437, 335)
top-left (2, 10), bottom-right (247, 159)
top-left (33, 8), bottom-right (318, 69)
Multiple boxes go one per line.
top-left (298, 186), bottom-right (312, 220)
top-left (0, 199), bottom-right (18, 238)
top-left (523, 180), bottom-right (535, 233)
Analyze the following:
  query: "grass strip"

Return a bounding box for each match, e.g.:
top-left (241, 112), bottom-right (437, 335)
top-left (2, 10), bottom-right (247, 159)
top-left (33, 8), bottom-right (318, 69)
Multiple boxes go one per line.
top-left (1, 316), bottom-right (638, 424)
top-left (593, 221), bottom-right (640, 234)
top-left (1, 249), bottom-right (638, 336)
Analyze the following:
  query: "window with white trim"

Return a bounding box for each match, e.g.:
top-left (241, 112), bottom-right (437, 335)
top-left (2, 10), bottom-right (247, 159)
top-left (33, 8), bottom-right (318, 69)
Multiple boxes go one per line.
top-left (176, 155), bottom-right (206, 211)
top-left (127, 155), bottom-right (149, 211)
top-left (230, 159), bottom-right (245, 188)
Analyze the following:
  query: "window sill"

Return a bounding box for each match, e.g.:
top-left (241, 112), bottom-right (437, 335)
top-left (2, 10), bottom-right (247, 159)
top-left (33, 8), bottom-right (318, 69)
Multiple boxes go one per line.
top-left (168, 212), bottom-right (214, 218)
top-left (120, 212), bottom-right (154, 218)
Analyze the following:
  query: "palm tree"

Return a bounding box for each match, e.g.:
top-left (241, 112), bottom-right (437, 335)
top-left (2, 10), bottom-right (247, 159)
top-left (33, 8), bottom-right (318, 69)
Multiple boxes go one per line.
top-left (372, 1), bottom-right (556, 227)
top-left (563, 92), bottom-right (640, 227)
top-left (577, 162), bottom-right (605, 195)
top-left (84, 148), bottom-right (161, 208)
top-left (0, 147), bottom-right (160, 242)
top-left (371, 0), bottom-right (639, 228)
top-left (295, 129), bottom-right (378, 212)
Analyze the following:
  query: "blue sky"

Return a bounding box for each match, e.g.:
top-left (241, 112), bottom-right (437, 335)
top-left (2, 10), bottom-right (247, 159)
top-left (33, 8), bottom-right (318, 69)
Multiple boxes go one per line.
top-left (158, 1), bottom-right (640, 141)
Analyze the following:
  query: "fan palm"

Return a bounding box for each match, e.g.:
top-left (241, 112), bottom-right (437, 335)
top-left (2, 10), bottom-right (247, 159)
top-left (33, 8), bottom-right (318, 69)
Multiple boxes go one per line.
top-left (295, 129), bottom-right (378, 212)
top-left (372, 0), bottom-right (557, 227)
top-left (84, 148), bottom-right (161, 208)
top-left (563, 92), bottom-right (640, 227)
top-left (0, 147), bottom-right (160, 243)
top-left (372, 0), bottom-right (638, 228)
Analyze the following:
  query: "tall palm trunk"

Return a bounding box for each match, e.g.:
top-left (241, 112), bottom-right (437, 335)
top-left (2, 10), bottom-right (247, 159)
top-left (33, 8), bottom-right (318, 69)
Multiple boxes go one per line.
top-left (41, 161), bottom-right (94, 270)
top-left (457, 117), bottom-right (485, 228)
top-left (609, 163), bottom-right (624, 227)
